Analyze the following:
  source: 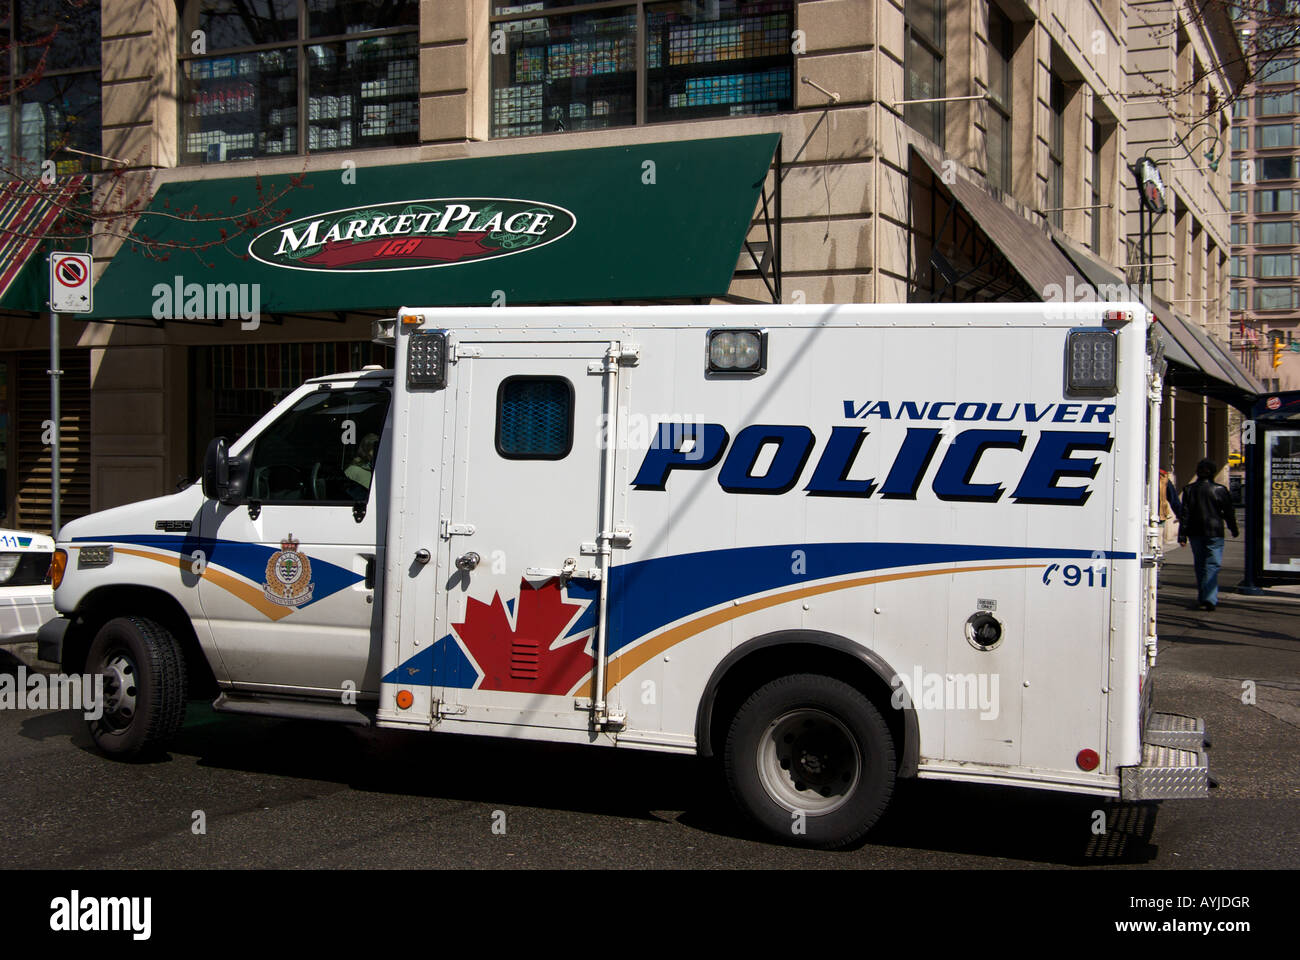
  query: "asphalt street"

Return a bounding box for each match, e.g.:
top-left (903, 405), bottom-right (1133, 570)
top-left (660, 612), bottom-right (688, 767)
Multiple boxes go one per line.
top-left (0, 539), bottom-right (1295, 869)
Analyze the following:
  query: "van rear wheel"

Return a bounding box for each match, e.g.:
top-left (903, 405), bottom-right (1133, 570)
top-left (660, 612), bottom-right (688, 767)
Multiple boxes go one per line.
top-left (87, 616), bottom-right (188, 758)
top-left (724, 673), bottom-right (895, 849)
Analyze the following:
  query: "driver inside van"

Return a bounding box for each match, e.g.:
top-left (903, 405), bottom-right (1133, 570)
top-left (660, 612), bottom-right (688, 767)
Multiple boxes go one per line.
top-left (345, 433), bottom-right (380, 491)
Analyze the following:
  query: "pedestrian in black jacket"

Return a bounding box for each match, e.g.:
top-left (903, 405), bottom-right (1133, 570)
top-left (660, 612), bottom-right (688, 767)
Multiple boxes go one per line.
top-left (1178, 458), bottom-right (1239, 611)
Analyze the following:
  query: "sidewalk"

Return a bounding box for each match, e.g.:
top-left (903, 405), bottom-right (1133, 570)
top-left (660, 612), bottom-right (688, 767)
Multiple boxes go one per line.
top-left (1159, 537), bottom-right (1300, 604)
top-left (1155, 535), bottom-right (1298, 689)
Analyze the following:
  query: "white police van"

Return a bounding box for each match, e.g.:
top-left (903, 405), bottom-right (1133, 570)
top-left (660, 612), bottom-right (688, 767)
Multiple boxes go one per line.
top-left (40, 304), bottom-right (1209, 847)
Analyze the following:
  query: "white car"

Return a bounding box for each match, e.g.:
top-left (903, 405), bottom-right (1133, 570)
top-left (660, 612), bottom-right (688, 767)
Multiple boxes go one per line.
top-left (0, 529), bottom-right (55, 644)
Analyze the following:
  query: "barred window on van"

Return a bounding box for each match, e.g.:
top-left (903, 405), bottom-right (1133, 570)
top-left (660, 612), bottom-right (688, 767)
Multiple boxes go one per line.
top-left (496, 377), bottom-right (574, 460)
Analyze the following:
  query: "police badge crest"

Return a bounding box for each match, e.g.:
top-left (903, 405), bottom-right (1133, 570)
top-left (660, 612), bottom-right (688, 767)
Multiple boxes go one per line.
top-left (265, 535), bottom-right (314, 607)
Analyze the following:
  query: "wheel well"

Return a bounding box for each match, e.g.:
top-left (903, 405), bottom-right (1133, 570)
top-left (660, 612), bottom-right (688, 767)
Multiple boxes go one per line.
top-left (62, 586), bottom-right (218, 700)
top-left (699, 634), bottom-right (918, 777)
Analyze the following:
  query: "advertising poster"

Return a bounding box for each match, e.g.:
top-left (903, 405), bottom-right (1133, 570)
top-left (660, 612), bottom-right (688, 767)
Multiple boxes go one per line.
top-left (1264, 429), bottom-right (1300, 571)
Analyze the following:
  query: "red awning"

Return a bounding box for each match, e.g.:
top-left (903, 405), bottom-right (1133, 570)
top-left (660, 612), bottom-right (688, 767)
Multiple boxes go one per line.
top-left (0, 175), bottom-right (88, 304)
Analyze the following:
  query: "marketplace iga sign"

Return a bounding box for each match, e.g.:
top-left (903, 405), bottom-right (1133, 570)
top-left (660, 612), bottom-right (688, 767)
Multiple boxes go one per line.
top-left (248, 198), bottom-right (576, 273)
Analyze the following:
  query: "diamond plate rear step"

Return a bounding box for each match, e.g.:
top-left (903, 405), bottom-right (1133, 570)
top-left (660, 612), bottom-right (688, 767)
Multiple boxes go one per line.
top-left (1144, 712), bottom-right (1206, 750)
top-left (1120, 742), bottom-right (1210, 800)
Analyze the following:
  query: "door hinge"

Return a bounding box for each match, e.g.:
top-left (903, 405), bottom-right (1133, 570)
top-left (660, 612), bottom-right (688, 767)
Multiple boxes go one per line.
top-left (441, 518), bottom-right (476, 539)
top-left (597, 710), bottom-right (627, 731)
top-left (450, 343), bottom-right (479, 362)
top-left (436, 701), bottom-right (466, 717)
top-left (583, 527), bottom-right (632, 555)
top-left (589, 344), bottom-right (640, 374)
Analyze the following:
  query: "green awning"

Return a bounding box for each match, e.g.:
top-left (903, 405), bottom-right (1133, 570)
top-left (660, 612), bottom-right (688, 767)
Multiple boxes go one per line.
top-left (87, 134), bottom-right (779, 320)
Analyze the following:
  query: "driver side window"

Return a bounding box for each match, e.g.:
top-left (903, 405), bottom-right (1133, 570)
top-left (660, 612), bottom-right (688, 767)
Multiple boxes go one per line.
top-left (247, 386), bottom-right (390, 504)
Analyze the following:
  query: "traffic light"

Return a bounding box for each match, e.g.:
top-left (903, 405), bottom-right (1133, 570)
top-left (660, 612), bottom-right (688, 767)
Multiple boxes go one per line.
top-left (1274, 338), bottom-right (1286, 369)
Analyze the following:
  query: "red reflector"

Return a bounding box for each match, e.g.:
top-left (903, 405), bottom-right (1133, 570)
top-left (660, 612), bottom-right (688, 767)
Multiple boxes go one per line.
top-left (1076, 748), bottom-right (1100, 771)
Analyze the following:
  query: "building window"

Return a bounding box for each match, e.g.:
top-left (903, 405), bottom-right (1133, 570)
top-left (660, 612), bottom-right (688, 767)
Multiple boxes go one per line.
top-left (489, 1), bottom-right (796, 139)
top-left (1258, 155), bottom-right (1298, 180)
top-left (1257, 123), bottom-right (1295, 148)
top-left (1233, 97), bottom-right (1249, 119)
top-left (1231, 158), bottom-right (1243, 181)
top-left (1091, 119), bottom-right (1110, 253)
top-left (1231, 222), bottom-right (1248, 245)
top-left (904, 0), bottom-right (946, 146)
top-left (1232, 190), bottom-right (1247, 211)
top-left (1256, 220), bottom-right (1300, 244)
top-left (1230, 288), bottom-right (1247, 310)
top-left (1256, 253), bottom-right (1300, 277)
top-left (1258, 90), bottom-right (1299, 116)
top-left (1047, 73), bottom-right (1066, 229)
top-left (1231, 255), bottom-right (1249, 277)
top-left (985, 5), bottom-right (1012, 192)
top-left (1256, 188), bottom-right (1298, 212)
top-left (1231, 126), bottom-right (1248, 150)
top-left (1260, 57), bottom-right (1300, 83)
top-left (0, 1), bottom-right (102, 177)
top-left (176, 0), bottom-right (419, 164)
top-left (1255, 285), bottom-right (1300, 310)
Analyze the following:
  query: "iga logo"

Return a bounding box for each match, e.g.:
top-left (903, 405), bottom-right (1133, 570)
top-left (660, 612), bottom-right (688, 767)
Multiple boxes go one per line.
top-left (247, 198), bottom-right (576, 272)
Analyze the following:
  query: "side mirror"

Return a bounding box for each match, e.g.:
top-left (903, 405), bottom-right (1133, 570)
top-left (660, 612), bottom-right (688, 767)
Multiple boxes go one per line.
top-left (202, 437), bottom-right (230, 502)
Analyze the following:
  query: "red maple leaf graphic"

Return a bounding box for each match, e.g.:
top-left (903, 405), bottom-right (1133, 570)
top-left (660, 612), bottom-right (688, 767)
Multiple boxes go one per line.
top-left (453, 578), bottom-right (594, 694)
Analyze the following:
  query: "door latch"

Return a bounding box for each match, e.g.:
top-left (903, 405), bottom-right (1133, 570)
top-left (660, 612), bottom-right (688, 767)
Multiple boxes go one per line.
top-left (440, 518), bottom-right (476, 539)
top-left (524, 557), bottom-right (602, 581)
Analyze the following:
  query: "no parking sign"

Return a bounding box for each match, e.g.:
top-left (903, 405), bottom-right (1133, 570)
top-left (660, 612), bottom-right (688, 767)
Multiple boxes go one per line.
top-left (49, 251), bottom-right (92, 313)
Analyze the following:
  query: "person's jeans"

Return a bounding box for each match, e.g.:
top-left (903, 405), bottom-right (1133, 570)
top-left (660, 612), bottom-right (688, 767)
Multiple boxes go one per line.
top-left (1189, 536), bottom-right (1225, 606)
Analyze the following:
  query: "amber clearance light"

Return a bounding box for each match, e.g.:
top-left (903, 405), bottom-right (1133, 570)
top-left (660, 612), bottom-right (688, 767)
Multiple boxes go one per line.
top-left (48, 549), bottom-right (68, 589)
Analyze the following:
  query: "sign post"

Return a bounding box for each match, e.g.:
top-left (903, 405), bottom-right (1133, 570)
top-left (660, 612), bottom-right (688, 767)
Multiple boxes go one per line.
top-left (47, 252), bottom-right (93, 537)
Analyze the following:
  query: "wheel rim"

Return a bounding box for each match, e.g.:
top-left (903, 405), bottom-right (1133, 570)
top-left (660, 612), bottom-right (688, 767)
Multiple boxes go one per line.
top-left (756, 708), bottom-right (861, 816)
top-left (99, 650), bottom-right (139, 731)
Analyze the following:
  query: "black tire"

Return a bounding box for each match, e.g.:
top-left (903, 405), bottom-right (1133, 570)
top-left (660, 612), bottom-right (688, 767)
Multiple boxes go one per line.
top-left (86, 616), bottom-right (188, 758)
top-left (724, 673), bottom-right (895, 849)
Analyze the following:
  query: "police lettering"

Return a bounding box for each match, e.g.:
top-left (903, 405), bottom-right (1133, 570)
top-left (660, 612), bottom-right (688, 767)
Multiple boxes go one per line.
top-left (632, 423), bottom-right (1113, 505)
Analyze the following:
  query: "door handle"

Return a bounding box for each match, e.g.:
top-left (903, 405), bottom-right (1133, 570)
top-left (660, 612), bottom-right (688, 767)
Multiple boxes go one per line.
top-left (455, 552), bottom-right (481, 571)
top-left (414, 549), bottom-right (431, 564)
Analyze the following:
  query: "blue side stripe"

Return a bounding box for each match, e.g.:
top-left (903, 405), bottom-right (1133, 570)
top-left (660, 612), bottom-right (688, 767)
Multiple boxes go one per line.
top-left (605, 542), bottom-right (1136, 655)
top-left (74, 533), bottom-right (363, 608)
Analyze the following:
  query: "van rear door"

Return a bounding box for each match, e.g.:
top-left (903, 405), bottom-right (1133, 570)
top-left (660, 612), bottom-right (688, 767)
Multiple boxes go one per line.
top-left (381, 335), bottom-right (619, 733)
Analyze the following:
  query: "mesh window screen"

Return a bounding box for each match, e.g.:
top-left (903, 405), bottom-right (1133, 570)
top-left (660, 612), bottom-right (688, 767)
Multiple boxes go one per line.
top-left (497, 377), bottom-right (573, 459)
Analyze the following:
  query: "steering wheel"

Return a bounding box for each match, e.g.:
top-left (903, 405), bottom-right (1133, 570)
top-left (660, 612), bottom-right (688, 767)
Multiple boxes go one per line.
top-left (266, 464), bottom-right (306, 499)
top-left (311, 461), bottom-right (351, 500)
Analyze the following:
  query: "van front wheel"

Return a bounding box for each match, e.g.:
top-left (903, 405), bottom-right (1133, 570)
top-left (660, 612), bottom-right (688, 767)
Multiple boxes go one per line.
top-left (724, 673), bottom-right (895, 849)
top-left (86, 616), bottom-right (188, 758)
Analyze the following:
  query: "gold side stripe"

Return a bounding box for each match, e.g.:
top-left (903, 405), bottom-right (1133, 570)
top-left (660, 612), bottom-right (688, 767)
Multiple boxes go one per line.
top-left (113, 547), bottom-right (295, 621)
